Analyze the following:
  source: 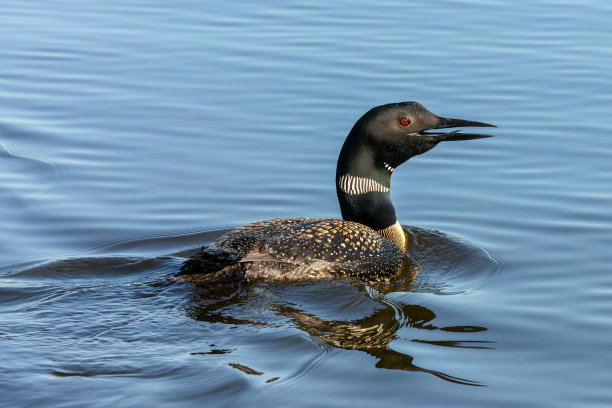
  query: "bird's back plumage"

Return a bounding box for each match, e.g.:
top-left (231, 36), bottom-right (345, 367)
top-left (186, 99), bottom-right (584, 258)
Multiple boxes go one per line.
top-left (179, 218), bottom-right (406, 284)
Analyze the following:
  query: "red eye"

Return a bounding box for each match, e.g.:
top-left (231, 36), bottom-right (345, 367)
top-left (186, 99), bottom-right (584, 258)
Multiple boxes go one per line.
top-left (400, 117), bottom-right (410, 126)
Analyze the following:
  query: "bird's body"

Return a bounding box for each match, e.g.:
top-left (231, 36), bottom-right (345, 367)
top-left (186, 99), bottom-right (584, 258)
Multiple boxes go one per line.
top-left (179, 102), bottom-right (494, 284)
top-left (179, 218), bottom-right (407, 284)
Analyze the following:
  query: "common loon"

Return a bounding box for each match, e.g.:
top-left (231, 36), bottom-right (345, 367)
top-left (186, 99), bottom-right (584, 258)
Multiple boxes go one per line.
top-left (179, 102), bottom-right (494, 284)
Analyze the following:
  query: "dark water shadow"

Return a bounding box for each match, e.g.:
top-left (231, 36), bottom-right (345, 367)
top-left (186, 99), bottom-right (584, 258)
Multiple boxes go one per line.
top-left (7, 255), bottom-right (176, 282)
top-left (400, 225), bottom-right (502, 295)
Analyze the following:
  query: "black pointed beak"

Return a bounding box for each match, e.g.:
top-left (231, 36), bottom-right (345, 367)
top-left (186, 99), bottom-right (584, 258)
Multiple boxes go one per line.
top-left (422, 116), bottom-right (496, 141)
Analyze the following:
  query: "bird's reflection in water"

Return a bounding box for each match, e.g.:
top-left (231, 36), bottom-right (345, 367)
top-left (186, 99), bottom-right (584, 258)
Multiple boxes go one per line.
top-left (275, 293), bottom-right (491, 386)
top-left (183, 226), bottom-right (498, 386)
top-left (185, 280), bottom-right (493, 386)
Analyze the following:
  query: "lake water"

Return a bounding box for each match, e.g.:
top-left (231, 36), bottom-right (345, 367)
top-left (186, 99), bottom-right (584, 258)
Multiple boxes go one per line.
top-left (2, 0), bottom-right (612, 406)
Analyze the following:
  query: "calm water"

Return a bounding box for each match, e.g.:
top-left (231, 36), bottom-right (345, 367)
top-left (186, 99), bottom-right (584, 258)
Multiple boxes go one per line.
top-left (2, 0), bottom-right (612, 406)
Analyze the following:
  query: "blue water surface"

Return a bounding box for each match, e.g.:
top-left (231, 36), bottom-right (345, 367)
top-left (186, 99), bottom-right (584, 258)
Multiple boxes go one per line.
top-left (1, 1), bottom-right (612, 407)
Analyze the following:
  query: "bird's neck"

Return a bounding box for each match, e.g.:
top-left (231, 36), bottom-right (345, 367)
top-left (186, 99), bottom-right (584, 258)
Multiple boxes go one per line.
top-left (335, 144), bottom-right (406, 251)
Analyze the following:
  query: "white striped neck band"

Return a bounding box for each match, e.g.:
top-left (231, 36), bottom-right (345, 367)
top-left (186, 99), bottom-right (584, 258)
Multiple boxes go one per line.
top-left (338, 174), bottom-right (389, 195)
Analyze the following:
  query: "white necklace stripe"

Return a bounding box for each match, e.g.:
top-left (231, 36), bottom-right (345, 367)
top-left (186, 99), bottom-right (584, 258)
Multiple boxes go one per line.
top-left (338, 174), bottom-right (389, 195)
top-left (383, 162), bottom-right (395, 173)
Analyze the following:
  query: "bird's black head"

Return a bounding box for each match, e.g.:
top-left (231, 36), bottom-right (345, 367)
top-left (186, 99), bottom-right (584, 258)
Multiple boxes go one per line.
top-left (336, 101), bottom-right (495, 234)
top-left (345, 101), bottom-right (495, 169)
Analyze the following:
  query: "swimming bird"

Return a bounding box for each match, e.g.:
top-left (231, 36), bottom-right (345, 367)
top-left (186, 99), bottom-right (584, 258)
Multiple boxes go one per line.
top-left (179, 102), bottom-right (494, 284)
